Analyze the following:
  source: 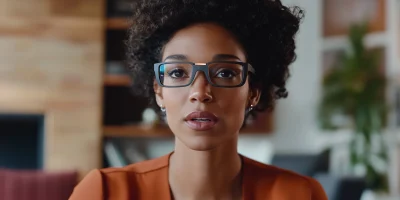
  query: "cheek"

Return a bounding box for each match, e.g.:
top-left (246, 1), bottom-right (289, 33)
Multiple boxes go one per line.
top-left (214, 86), bottom-right (249, 116)
top-left (161, 85), bottom-right (249, 124)
top-left (162, 88), bottom-right (187, 114)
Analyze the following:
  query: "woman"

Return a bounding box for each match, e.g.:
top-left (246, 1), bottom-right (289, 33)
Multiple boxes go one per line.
top-left (70, 0), bottom-right (327, 199)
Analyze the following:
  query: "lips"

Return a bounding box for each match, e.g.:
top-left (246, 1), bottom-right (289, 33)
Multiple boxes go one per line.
top-left (184, 111), bottom-right (219, 131)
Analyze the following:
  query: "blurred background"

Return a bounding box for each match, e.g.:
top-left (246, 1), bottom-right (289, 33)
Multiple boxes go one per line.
top-left (0, 0), bottom-right (399, 199)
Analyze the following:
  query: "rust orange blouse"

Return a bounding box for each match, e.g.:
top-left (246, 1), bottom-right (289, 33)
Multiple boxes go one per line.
top-left (69, 152), bottom-right (328, 200)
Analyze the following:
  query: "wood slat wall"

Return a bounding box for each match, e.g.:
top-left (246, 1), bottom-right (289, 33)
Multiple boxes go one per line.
top-left (0, 0), bottom-right (105, 178)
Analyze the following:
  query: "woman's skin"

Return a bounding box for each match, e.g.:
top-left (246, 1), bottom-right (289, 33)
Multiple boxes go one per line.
top-left (154, 23), bottom-right (261, 200)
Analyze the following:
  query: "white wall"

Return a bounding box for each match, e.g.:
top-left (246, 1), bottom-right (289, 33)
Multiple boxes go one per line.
top-left (237, 0), bottom-right (327, 156)
top-left (268, 0), bottom-right (324, 153)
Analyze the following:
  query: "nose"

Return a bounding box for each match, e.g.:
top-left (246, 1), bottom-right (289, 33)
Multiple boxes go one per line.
top-left (189, 72), bottom-right (213, 103)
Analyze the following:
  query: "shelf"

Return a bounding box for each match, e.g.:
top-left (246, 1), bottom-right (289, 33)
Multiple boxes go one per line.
top-left (322, 32), bottom-right (387, 51)
top-left (323, 0), bottom-right (386, 37)
top-left (107, 17), bottom-right (130, 30)
top-left (104, 74), bottom-right (131, 86)
top-left (104, 125), bottom-right (173, 138)
top-left (104, 123), bottom-right (272, 138)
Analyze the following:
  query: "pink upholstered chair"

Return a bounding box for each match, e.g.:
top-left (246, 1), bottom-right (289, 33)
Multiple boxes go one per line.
top-left (0, 169), bottom-right (7, 198)
top-left (0, 168), bottom-right (78, 200)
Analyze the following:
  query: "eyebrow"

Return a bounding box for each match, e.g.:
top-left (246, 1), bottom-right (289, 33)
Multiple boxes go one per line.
top-left (163, 54), bottom-right (241, 62)
top-left (164, 54), bottom-right (187, 61)
top-left (212, 54), bottom-right (241, 61)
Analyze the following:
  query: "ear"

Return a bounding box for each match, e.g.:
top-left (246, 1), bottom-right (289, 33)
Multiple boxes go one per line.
top-left (247, 87), bottom-right (261, 107)
top-left (153, 79), bottom-right (164, 107)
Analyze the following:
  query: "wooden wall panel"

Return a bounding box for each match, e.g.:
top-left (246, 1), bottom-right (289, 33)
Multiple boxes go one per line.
top-left (0, 18), bottom-right (103, 42)
top-left (0, 0), bottom-right (104, 178)
top-left (4, 0), bottom-right (51, 17)
top-left (51, 0), bottom-right (104, 18)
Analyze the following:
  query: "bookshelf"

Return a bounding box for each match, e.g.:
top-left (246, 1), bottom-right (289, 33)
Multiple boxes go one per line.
top-left (321, 0), bottom-right (400, 133)
top-left (322, 0), bottom-right (386, 37)
top-left (320, 0), bottom-right (400, 194)
top-left (103, 124), bottom-right (273, 138)
top-left (322, 32), bottom-right (387, 51)
top-left (103, 74), bottom-right (131, 86)
top-left (103, 125), bottom-right (173, 138)
top-left (107, 17), bottom-right (130, 30)
top-left (321, 0), bottom-right (393, 79)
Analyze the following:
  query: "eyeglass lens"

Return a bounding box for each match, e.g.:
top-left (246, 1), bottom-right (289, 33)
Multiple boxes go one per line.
top-left (158, 62), bottom-right (244, 87)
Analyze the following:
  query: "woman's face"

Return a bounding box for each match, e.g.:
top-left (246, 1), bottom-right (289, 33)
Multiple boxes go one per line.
top-left (155, 23), bottom-right (259, 151)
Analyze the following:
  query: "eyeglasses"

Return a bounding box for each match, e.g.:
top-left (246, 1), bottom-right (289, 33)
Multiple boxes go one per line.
top-left (154, 61), bottom-right (255, 88)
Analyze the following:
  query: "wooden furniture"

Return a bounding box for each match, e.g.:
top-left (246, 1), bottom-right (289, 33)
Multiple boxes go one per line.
top-left (0, 0), bottom-right (105, 178)
top-left (323, 0), bottom-right (386, 36)
top-left (107, 17), bottom-right (130, 30)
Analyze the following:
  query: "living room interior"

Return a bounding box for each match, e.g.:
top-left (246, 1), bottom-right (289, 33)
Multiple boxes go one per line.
top-left (0, 0), bottom-right (400, 200)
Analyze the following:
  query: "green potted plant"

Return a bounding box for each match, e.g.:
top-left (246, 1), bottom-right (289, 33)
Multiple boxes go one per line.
top-left (318, 23), bottom-right (389, 192)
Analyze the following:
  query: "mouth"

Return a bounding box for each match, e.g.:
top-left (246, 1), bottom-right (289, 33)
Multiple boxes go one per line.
top-left (184, 111), bottom-right (219, 131)
top-left (190, 118), bottom-right (212, 122)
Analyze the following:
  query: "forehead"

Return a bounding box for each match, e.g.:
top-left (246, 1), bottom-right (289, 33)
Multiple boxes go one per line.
top-left (162, 23), bottom-right (246, 62)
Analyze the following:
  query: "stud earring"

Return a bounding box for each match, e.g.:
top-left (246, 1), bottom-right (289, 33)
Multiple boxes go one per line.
top-left (245, 104), bottom-right (254, 115)
top-left (248, 104), bottom-right (254, 112)
top-left (160, 105), bottom-right (166, 113)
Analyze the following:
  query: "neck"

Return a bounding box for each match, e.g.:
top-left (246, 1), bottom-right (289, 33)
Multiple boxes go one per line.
top-left (169, 138), bottom-right (242, 200)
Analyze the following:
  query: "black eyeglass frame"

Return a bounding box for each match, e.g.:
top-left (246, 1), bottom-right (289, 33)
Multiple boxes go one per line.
top-left (153, 61), bottom-right (256, 88)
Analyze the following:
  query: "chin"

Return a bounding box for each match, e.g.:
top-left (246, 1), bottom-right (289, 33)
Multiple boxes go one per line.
top-left (184, 139), bottom-right (220, 151)
top-left (176, 133), bottom-right (232, 151)
top-left (170, 122), bottom-right (239, 151)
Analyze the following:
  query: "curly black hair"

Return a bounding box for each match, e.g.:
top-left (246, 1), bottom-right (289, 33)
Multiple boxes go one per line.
top-left (126, 0), bottom-right (304, 113)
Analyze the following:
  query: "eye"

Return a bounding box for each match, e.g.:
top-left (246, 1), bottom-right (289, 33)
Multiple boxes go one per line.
top-left (216, 69), bottom-right (237, 78)
top-left (168, 68), bottom-right (188, 78)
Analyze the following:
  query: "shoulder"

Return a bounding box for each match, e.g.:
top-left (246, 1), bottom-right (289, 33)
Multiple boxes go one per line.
top-left (69, 153), bottom-right (171, 200)
top-left (100, 152), bottom-right (170, 175)
top-left (68, 169), bottom-right (104, 200)
top-left (242, 156), bottom-right (328, 200)
top-left (243, 155), bottom-right (312, 182)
